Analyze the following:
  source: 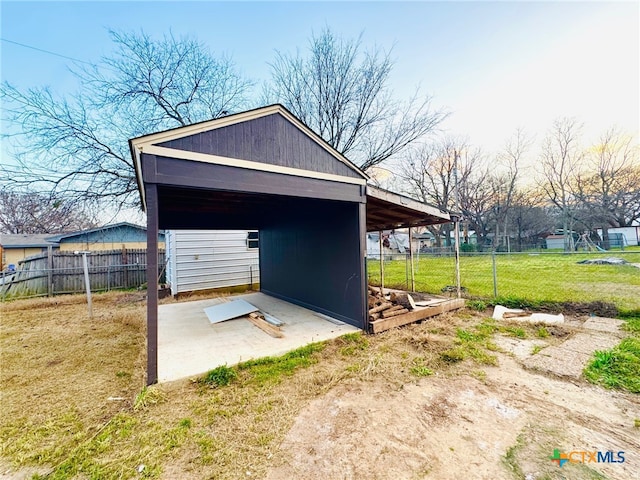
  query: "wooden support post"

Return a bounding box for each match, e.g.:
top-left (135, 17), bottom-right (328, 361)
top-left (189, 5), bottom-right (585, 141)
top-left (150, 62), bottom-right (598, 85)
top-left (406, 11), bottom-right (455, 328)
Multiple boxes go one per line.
top-left (359, 200), bottom-right (368, 332)
top-left (146, 182), bottom-right (159, 385)
top-left (379, 230), bottom-right (384, 297)
top-left (409, 227), bottom-right (415, 292)
top-left (453, 218), bottom-right (461, 298)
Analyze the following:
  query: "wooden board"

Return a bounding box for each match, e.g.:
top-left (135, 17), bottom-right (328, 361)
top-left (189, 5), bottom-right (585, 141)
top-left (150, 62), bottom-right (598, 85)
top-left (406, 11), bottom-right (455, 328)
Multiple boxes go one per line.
top-left (369, 298), bottom-right (465, 333)
top-left (248, 313), bottom-right (284, 338)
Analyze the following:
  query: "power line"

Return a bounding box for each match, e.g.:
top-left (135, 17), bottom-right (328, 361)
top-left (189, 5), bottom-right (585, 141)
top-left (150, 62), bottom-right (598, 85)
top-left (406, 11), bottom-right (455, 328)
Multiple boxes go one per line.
top-left (1, 37), bottom-right (97, 67)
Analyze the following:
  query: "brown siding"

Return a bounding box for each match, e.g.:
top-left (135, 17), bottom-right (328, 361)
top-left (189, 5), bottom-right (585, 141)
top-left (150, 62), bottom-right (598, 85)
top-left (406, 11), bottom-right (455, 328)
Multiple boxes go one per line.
top-left (157, 112), bottom-right (362, 179)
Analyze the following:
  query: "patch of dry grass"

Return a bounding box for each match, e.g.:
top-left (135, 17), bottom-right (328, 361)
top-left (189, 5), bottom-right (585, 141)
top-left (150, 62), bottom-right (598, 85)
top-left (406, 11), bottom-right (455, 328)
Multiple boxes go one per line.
top-left (1, 292), bottom-right (494, 479)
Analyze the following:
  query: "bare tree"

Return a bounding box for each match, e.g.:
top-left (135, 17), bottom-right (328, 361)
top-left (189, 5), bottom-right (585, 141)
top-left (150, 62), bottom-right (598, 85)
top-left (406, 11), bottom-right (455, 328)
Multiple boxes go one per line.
top-left (573, 128), bottom-right (640, 248)
top-left (264, 28), bottom-right (448, 170)
top-left (1, 30), bottom-right (253, 210)
top-left (490, 128), bottom-right (532, 249)
top-left (458, 162), bottom-right (494, 250)
top-left (398, 136), bottom-right (488, 247)
top-left (508, 188), bottom-right (555, 250)
top-left (539, 118), bottom-right (584, 251)
top-left (0, 191), bottom-right (96, 234)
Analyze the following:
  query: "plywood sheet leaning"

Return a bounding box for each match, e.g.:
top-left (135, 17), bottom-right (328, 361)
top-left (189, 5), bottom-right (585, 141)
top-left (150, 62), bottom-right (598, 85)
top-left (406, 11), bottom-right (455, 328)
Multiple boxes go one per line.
top-left (204, 299), bottom-right (259, 324)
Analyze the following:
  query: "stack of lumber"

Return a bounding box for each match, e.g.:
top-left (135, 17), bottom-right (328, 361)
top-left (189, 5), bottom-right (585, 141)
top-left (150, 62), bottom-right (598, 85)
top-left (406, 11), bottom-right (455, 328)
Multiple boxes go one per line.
top-left (368, 285), bottom-right (466, 334)
top-left (368, 285), bottom-right (416, 322)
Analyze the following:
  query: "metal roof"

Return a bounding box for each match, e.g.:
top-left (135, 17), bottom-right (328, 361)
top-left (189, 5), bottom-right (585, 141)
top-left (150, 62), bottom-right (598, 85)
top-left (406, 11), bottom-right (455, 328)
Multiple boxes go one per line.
top-left (365, 186), bottom-right (450, 231)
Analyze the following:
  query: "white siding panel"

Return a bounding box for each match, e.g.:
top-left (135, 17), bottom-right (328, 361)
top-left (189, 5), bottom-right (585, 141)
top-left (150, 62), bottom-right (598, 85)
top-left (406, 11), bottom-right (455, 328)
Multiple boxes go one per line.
top-left (165, 230), bottom-right (178, 295)
top-left (168, 230), bottom-right (259, 294)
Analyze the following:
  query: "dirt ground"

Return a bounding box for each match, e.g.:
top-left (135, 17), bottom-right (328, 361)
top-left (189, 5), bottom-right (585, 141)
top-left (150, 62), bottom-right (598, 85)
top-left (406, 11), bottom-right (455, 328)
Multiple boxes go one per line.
top-left (1, 294), bottom-right (639, 480)
top-left (265, 350), bottom-right (639, 480)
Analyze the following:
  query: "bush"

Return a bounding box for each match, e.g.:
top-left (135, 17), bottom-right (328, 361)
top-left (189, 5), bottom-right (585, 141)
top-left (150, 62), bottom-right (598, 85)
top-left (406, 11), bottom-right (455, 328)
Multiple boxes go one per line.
top-left (460, 243), bottom-right (476, 253)
top-left (201, 365), bottom-right (237, 387)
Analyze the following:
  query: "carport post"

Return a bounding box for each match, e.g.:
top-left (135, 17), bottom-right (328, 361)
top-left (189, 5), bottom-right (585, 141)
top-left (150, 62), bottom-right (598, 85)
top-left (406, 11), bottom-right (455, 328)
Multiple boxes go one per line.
top-left (409, 227), bottom-right (415, 292)
top-left (146, 183), bottom-right (159, 385)
top-left (359, 201), bottom-right (368, 332)
top-left (379, 230), bottom-right (384, 296)
top-left (453, 216), bottom-right (461, 298)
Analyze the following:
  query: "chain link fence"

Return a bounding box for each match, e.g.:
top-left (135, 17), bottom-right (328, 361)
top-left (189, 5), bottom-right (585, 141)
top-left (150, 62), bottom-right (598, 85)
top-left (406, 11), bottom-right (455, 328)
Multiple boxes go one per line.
top-left (368, 250), bottom-right (640, 312)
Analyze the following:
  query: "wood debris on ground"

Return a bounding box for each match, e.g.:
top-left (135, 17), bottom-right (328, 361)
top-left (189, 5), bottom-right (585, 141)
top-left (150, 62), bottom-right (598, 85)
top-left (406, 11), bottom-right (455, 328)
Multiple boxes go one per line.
top-left (368, 285), bottom-right (465, 333)
top-left (248, 312), bottom-right (284, 338)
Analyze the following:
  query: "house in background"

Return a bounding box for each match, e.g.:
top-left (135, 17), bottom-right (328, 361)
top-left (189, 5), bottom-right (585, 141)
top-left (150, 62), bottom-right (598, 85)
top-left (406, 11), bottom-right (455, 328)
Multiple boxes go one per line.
top-left (0, 234), bottom-right (59, 271)
top-left (596, 226), bottom-right (640, 247)
top-left (366, 231), bottom-right (411, 257)
top-left (1, 222), bottom-right (165, 270)
top-left (47, 222), bottom-right (165, 252)
top-left (165, 230), bottom-right (259, 296)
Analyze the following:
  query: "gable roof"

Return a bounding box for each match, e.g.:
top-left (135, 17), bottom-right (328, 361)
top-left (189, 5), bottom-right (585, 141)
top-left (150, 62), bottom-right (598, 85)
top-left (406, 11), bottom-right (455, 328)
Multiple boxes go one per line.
top-left (45, 222), bottom-right (153, 242)
top-left (130, 104), bottom-right (369, 210)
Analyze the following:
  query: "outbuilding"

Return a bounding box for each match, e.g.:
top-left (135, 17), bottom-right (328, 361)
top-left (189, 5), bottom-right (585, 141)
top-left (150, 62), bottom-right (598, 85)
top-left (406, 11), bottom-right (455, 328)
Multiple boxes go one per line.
top-left (132, 104), bottom-right (449, 384)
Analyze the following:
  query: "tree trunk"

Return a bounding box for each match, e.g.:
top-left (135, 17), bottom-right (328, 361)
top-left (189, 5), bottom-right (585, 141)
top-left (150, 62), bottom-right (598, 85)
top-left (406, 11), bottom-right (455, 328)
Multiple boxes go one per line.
top-left (601, 225), bottom-right (611, 250)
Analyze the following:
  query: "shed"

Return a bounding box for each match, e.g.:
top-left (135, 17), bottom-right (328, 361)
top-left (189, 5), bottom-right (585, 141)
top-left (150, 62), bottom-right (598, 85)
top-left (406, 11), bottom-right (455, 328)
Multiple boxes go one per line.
top-left (132, 104), bottom-right (450, 384)
top-left (165, 230), bottom-right (260, 295)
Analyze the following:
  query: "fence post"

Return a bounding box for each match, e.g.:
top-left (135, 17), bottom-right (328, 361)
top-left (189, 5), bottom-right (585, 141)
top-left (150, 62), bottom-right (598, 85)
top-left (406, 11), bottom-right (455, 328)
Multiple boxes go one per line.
top-left (121, 245), bottom-right (129, 288)
top-left (47, 246), bottom-right (54, 297)
top-left (405, 254), bottom-right (409, 290)
top-left (492, 250), bottom-right (498, 298)
top-left (81, 252), bottom-right (93, 318)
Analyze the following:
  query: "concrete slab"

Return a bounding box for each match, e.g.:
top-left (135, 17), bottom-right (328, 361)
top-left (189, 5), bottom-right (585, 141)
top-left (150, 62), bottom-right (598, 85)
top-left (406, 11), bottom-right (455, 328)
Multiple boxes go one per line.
top-left (523, 331), bottom-right (622, 380)
top-left (492, 336), bottom-right (549, 360)
top-left (524, 348), bottom-right (592, 379)
top-left (560, 332), bottom-right (621, 355)
top-left (581, 316), bottom-right (624, 335)
top-left (158, 292), bottom-right (359, 383)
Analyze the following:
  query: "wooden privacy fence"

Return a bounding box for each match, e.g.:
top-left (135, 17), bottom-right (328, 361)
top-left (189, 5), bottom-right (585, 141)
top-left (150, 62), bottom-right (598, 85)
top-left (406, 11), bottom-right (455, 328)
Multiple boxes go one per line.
top-left (1, 249), bottom-right (166, 299)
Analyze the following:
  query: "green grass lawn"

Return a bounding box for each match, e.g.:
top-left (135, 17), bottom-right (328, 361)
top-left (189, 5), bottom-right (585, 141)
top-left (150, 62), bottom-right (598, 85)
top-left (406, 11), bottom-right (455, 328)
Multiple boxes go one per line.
top-left (368, 251), bottom-right (640, 311)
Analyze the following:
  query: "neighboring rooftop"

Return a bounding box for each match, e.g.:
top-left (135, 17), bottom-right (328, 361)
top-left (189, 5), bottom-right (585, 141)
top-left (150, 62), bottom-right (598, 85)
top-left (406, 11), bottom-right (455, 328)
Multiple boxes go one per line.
top-left (0, 234), bottom-right (59, 248)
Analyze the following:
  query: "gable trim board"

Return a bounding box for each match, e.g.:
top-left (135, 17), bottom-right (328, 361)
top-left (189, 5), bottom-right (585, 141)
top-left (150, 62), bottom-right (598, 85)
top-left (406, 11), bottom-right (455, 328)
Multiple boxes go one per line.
top-left (143, 144), bottom-right (366, 185)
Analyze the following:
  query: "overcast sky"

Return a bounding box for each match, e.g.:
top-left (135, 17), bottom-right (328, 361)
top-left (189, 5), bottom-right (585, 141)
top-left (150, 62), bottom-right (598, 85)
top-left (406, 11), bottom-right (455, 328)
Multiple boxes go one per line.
top-left (1, 0), bottom-right (638, 159)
